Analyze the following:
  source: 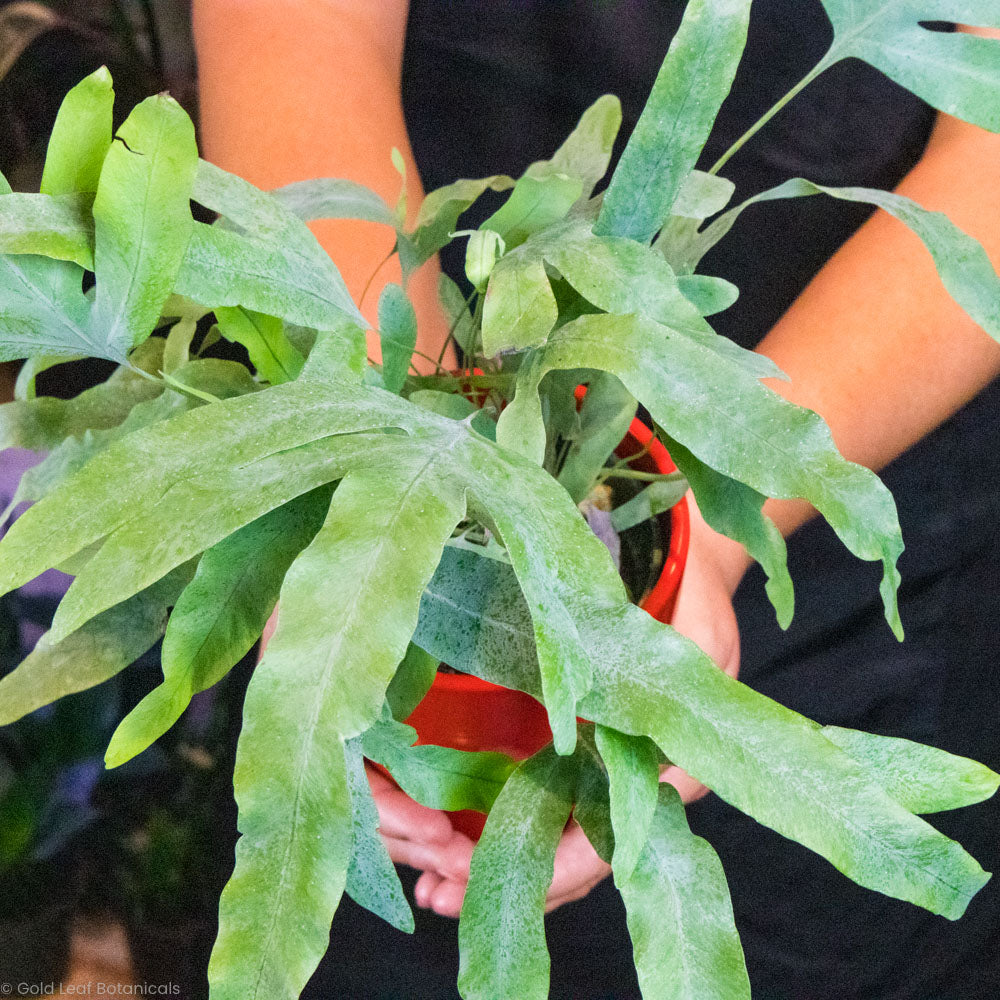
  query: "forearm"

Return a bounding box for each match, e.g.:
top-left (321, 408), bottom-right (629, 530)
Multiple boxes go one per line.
top-left (192, 0), bottom-right (449, 361)
top-left (753, 112), bottom-right (1000, 543)
top-left (671, 108), bottom-right (1000, 811)
top-left (693, 111), bottom-right (1000, 593)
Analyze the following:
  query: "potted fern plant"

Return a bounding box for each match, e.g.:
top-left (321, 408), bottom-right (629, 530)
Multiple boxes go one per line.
top-left (1, 3), bottom-right (999, 998)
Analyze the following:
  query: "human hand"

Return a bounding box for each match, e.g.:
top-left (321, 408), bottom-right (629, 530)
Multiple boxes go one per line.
top-left (408, 816), bottom-right (613, 919)
top-left (371, 758), bottom-right (612, 918)
top-left (368, 766), bottom-right (476, 877)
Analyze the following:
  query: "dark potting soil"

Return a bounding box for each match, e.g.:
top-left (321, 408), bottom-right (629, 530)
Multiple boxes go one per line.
top-left (435, 477), bottom-right (669, 674)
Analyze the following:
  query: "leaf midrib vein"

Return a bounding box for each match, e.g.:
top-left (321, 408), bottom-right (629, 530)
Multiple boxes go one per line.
top-left (250, 446), bottom-right (450, 995)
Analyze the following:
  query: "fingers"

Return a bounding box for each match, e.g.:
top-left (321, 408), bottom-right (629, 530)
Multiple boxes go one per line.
top-left (400, 828), bottom-right (474, 883)
top-left (414, 870), bottom-right (443, 908)
top-left (382, 832), bottom-right (456, 871)
top-left (380, 816), bottom-right (475, 888)
top-left (370, 771), bottom-right (454, 845)
top-left (408, 823), bottom-right (613, 919)
top-left (418, 874), bottom-right (467, 918)
top-left (366, 764), bottom-right (478, 919)
top-left (411, 832), bottom-right (475, 919)
top-left (432, 830), bottom-right (475, 880)
top-left (368, 774), bottom-right (613, 920)
top-left (377, 809), bottom-right (473, 872)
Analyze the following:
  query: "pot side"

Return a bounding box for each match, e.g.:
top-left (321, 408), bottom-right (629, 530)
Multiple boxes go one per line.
top-left (404, 416), bottom-right (690, 838)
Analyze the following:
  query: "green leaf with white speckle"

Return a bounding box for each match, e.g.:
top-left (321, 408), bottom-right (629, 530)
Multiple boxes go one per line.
top-left (458, 746), bottom-right (576, 1000)
top-left (619, 784), bottom-right (751, 1000)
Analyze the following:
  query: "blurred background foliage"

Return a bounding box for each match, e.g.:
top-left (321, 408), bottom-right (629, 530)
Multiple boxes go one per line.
top-left (0, 0), bottom-right (196, 191)
top-left (0, 1), bottom-right (198, 400)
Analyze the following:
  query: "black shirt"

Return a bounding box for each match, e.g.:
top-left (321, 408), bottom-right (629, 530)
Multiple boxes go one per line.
top-left (309, 4), bottom-right (1000, 997)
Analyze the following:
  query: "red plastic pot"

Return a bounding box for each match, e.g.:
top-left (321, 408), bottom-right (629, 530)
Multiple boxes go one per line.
top-left (405, 413), bottom-right (690, 838)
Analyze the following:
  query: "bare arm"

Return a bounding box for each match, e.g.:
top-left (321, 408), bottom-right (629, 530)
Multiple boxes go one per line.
top-left (749, 26), bottom-right (1000, 548)
top-left (689, 111), bottom-right (1000, 605)
top-left (192, 0), bottom-right (450, 364)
